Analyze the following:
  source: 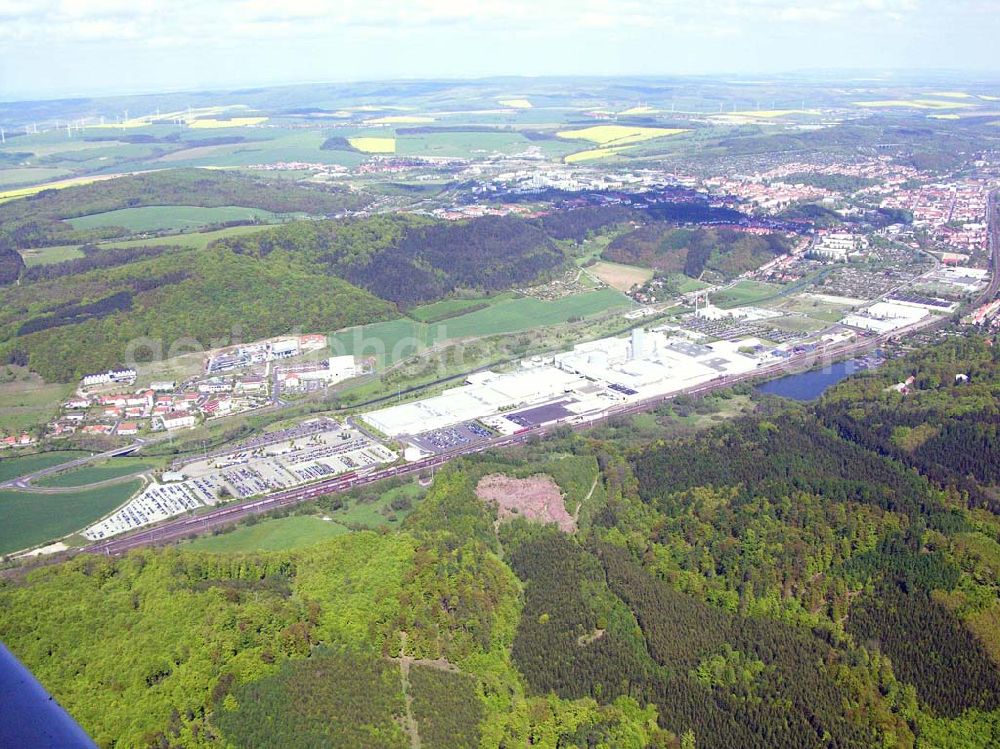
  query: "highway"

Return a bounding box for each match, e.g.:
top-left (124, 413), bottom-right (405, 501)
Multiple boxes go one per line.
top-left (46, 191), bottom-right (1000, 558)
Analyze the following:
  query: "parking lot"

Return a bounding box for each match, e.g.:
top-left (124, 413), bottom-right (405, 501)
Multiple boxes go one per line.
top-left (212, 432), bottom-right (397, 498)
top-left (679, 315), bottom-right (806, 344)
top-left (411, 423), bottom-right (494, 453)
top-left (173, 417), bottom-right (341, 471)
top-left (86, 425), bottom-right (398, 538)
top-left (83, 478), bottom-right (220, 540)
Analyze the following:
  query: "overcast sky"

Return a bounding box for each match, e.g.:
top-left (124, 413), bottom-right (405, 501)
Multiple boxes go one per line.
top-left (1, 0), bottom-right (998, 100)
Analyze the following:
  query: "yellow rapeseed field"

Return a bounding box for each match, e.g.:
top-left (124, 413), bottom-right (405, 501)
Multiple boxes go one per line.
top-left (0, 174), bottom-right (121, 203)
top-left (556, 125), bottom-right (687, 147)
top-left (348, 137), bottom-right (396, 153)
top-left (564, 146), bottom-right (633, 163)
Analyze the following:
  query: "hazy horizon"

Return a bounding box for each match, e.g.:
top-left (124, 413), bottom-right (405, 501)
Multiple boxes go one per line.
top-left (2, 0), bottom-right (999, 100)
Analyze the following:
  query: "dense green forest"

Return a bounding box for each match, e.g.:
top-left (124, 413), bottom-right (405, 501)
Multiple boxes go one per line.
top-left (603, 225), bottom-right (792, 280)
top-left (817, 337), bottom-right (1000, 512)
top-left (2, 338), bottom-right (1000, 747)
top-left (215, 213), bottom-right (567, 307)
top-left (0, 244), bottom-right (26, 284)
top-left (0, 246), bottom-right (397, 381)
top-left (213, 647), bottom-right (409, 748)
top-left (536, 205), bottom-right (637, 242)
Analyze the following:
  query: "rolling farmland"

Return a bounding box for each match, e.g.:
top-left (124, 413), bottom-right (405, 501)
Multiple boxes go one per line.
top-left (556, 125), bottom-right (687, 146)
top-left (557, 125), bottom-right (687, 163)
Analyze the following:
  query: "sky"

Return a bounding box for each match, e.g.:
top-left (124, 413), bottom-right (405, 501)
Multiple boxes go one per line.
top-left (0, 0), bottom-right (998, 100)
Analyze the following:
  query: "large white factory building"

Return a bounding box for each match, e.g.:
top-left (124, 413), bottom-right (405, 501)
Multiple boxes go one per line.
top-left (363, 327), bottom-right (762, 438)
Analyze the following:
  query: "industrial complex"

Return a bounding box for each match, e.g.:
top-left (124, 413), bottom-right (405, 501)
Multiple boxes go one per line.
top-left (363, 327), bottom-right (762, 440)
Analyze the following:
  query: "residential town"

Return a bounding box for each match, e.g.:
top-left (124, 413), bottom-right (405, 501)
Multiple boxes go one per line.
top-left (40, 334), bottom-right (364, 442)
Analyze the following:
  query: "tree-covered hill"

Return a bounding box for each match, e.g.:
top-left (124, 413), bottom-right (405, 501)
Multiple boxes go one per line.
top-left (817, 336), bottom-right (1000, 513)
top-left (603, 225), bottom-right (793, 280)
top-left (215, 213), bottom-right (566, 307)
top-left (0, 246), bottom-right (397, 381)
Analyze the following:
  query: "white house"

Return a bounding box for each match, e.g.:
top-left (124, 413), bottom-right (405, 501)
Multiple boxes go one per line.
top-left (161, 411), bottom-right (196, 430)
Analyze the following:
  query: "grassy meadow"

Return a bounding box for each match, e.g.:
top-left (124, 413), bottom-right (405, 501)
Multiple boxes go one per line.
top-left (67, 205), bottom-right (285, 232)
top-left (0, 451), bottom-right (87, 484)
top-left (182, 514), bottom-right (350, 553)
top-left (332, 288), bottom-right (631, 366)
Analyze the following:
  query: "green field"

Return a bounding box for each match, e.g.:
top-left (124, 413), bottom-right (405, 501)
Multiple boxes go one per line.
top-left (766, 316), bottom-right (827, 334)
top-left (0, 480), bottom-right (141, 555)
top-left (0, 378), bottom-right (74, 432)
top-left (670, 274), bottom-right (713, 293)
top-left (0, 451), bottom-right (86, 484)
top-left (711, 280), bottom-right (784, 308)
top-left (148, 129), bottom-right (367, 169)
top-left (67, 205), bottom-right (287, 232)
top-left (182, 481), bottom-right (424, 552)
top-left (19, 244), bottom-right (86, 267)
top-left (182, 514), bottom-right (349, 553)
top-left (336, 482), bottom-right (423, 529)
top-left (0, 167), bottom-right (73, 187)
top-left (100, 223), bottom-right (274, 250)
top-left (766, 295), bottom-right (854, 323)
top-left (331, 318), bottom-right (428, 367)
top-left (35, 458), bottom-right (160, 488)
top-left (332, 289), bottom-right (631, 366)
top-left (407, 296), bottom-right (496, 323)
top-left (22, 224), bottom-right (276, 267)
top-left (437, 288), bottom-right (631, 338)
